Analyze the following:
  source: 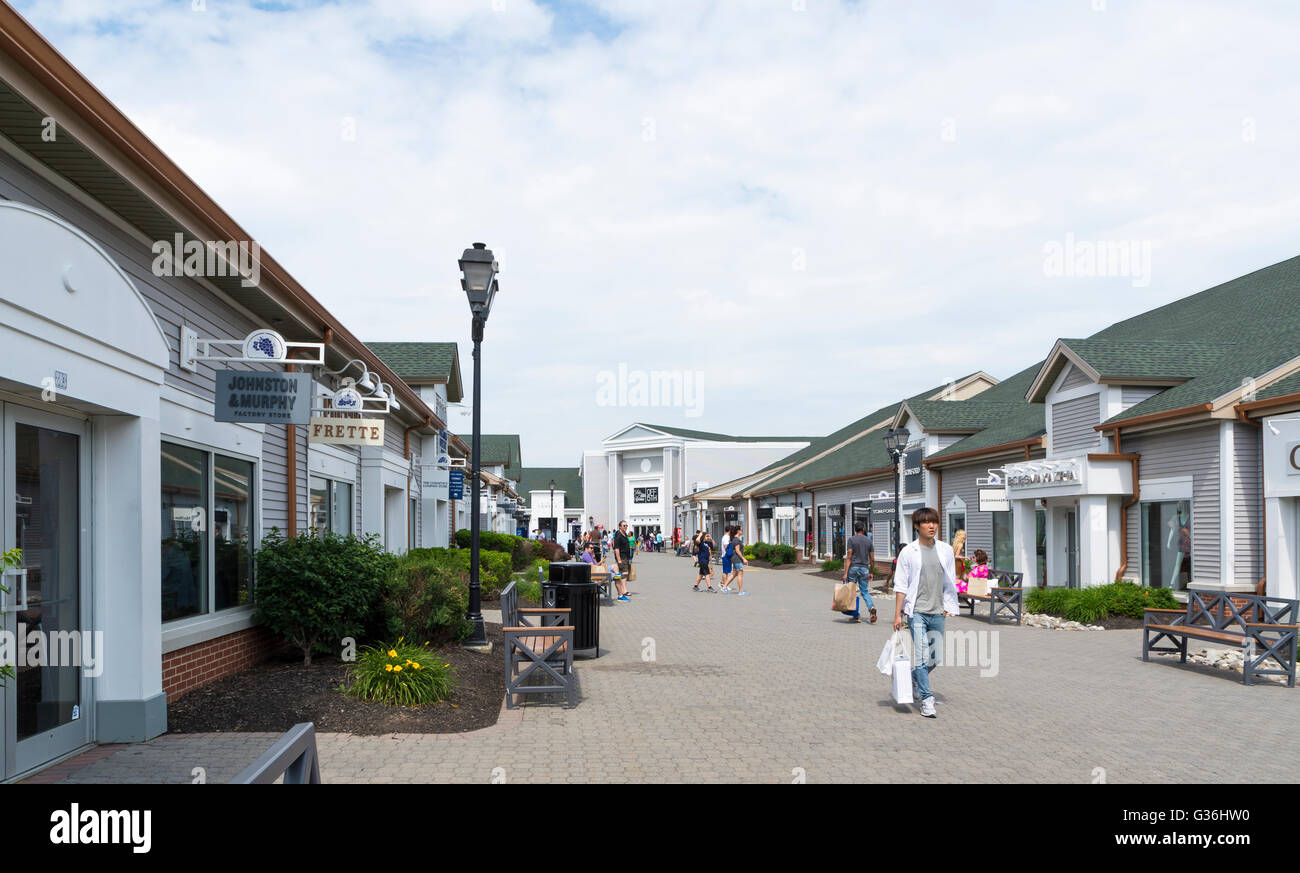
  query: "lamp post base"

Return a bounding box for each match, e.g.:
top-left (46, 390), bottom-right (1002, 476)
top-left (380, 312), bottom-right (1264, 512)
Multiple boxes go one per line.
top-left (462, 617), bottom-right (490, 651)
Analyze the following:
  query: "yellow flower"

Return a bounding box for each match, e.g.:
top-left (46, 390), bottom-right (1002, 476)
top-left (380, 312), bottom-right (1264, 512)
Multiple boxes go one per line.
top-left (393, 665), bottom-right (402, 672)
top-left (385, 664), bottom-right (394, 672)
top-left (411, 661), bottom-right (420, 668)
top-left (413, 664), bottom-right (423, 670)
top-left (406, 660), bottom-right (414, 666)
top-left (388, 649), bottom-right (398, 658)
top-left (443, 663), bottom-right (450, 668)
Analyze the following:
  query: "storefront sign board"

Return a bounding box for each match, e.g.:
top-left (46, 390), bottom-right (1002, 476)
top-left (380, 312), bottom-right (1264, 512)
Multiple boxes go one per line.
top-left (309, 417), bottom-right (384, 445)
top-left (214, 370), bottom-right (312, 425)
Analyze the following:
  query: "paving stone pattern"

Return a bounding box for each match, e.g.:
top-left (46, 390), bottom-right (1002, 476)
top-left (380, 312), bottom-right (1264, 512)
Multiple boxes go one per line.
top-left (43, 554), bottom-right (1300, 783)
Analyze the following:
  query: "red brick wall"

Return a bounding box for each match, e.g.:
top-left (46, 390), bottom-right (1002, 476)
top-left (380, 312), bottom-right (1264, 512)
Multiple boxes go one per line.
top-left (162, 626), bottom-right (287, 701)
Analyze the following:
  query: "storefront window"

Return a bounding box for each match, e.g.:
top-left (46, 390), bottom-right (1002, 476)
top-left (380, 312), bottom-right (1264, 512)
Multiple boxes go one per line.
top-left (161, 443), bottom-right (207, 621)
top-left (948, 512), bottom-right (966, 544)
top-left (161, 442), bottom-right (256, 622)
top-left (1036, 509), bottom-right (1047, 583)
top-left (214, 455), bottom-right (253, 610)
top-left (309, 476), bottom-right (353, 536)
top-left (1141, 499), bottom-right (1191, 589)
top-left (991, 511), bottom-right (1013, 571)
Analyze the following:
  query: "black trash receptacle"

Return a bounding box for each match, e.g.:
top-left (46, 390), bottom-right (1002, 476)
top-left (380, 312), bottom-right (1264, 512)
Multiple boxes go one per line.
top-left (543, 561), bottom-right (600, 658)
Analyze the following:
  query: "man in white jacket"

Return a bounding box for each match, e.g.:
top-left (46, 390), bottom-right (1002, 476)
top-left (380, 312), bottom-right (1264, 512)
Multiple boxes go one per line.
top-left (891, 506), bottom-right (959, 718)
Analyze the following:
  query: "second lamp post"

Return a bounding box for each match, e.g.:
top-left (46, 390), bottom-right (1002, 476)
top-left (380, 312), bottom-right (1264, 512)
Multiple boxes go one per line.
top-left (459, 242), bottom-right (499, 649)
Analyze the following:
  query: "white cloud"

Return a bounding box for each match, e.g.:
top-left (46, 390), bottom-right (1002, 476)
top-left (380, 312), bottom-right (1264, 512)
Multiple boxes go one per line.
top-left (12, 0), bottom-right (1300, 464)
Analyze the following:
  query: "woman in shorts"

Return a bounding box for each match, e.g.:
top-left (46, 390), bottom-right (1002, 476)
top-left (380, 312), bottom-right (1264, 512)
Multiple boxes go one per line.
top-left (719, 525), bottom-right (736, 592)
top-left (729, 526), bottom-right (750, 596)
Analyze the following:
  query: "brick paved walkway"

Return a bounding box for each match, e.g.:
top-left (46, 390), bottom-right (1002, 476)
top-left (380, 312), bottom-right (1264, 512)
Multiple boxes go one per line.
top-left (35, 553), bottom-right (1300, 783)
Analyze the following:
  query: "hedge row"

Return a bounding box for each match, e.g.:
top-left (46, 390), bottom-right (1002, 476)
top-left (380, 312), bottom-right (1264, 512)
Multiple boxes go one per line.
top-left (1025, 581), bottom-right (1179, 623)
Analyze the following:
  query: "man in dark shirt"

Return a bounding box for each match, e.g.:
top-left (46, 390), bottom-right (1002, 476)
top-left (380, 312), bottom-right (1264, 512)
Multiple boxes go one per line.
top-left (841, 520), bottom-right (877, 623)
top-left (612, 520), bottom-right (633, 602)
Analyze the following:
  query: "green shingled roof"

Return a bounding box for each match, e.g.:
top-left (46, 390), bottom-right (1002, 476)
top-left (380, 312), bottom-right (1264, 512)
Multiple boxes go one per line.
top-left (637, 423), bottom-right (816, 443)
top-left (750, 375), bottom-right (991, 493)
top-left (366, 342), bottom-right (463, 401)
top-left (458, 434), bottom-right (522, 477)
top-left (902, 400), bottom-right (1034, 431)
top-left (919, 363), bottom-right (1047, 462)
top-left (1061, 339), bottom-right (1236, 380)
top-left (518, 467), bottom-right (582, 499)
top-left (1256, 369), bottom-right (1300, 401)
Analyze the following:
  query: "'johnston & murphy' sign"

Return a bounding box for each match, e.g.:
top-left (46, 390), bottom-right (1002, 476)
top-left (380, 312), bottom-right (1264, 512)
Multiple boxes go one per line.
top-left (214, 370), bottom-right (311, 425)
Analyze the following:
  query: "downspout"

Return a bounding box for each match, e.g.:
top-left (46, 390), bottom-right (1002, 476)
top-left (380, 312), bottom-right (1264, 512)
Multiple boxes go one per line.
top-left (1236, 406), bottom-right (1266, 594)
top-left (286, 362), bottom-right (297, 537)
top-left (1100, 425), bottom-right (1141, 580)
top-left (405, 414), bottom-right (433, 550)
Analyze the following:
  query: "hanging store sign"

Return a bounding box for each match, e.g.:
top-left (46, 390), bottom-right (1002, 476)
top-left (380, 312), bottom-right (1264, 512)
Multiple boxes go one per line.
top-left (757, 506), bottom-right (773, 520)
top-left (633, 487), bottom-right (659, 503)
top-left (979, 488), bottom-right (1010, 512)
top-left (774, 506), bottom-right (796, 519)
top-left (1004, 459), bottom-right (1081, 489)
top-left (449, 470), bottom-right (465, 500)
top-left (214, 370), bottom-right (312, 425)
top-left (180, 326), bottom-right (324, 372)
top-left (309, 417), bottom-right (384, 446)
top-left (903, 447), bottom-right (923, 494)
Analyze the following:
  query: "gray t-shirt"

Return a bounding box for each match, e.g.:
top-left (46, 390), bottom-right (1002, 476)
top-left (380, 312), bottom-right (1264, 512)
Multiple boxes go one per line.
top-left (847, 534), bottom-right (873, 567)
top-left (913, 543), bottom-right (945, 614)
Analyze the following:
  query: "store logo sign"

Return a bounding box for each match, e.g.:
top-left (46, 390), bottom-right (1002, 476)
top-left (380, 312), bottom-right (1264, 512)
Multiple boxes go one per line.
top-left (1288, 442), bottom-right (1300, 475)
top-left (333, 386), bottom-right (363, 411)
top-left (242, 329), bottom-right (286, 361)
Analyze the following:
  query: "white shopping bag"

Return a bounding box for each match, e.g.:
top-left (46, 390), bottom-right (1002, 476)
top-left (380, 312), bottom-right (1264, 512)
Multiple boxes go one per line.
top-left (890, 628), bottom-right (914, 704)
top-left (891, 658), bottom-right (914, 705)
top-left (877, 631), bottom-right (900, 675)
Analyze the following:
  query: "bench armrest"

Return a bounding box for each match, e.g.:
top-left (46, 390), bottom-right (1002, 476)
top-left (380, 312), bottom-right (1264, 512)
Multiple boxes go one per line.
top-left (1143, 608), bottom-right (1186, 613)
top-left (520, 608), bottom-right (570, 614)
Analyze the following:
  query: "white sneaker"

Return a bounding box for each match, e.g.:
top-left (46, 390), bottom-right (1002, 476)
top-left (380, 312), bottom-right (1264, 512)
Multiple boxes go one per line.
top-left (920, 697), bottom-right (936, 718)
top-left (738, 590), bottom-right (750, 597)
top-left (719, 587), bottom-right (730, 594)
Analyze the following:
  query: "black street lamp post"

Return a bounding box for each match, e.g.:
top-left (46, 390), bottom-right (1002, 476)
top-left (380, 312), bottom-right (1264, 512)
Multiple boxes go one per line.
top-left (459, 242), bottom-right (499, 649)
top-left (883, 427), bottom-right (910, 558)
top-left (549, 478), bottom-right (557, 541)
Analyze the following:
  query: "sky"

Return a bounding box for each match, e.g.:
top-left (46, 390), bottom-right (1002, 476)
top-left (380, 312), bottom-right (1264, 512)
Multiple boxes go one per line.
top-left (13, 0), bottom-right (1300, 466)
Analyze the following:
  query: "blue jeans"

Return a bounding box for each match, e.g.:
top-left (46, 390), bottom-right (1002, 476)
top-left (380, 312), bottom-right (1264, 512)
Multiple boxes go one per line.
top-left (843, 565), bottom-right (876, 618)
top-left (909, 612), bottom-right (945, 701)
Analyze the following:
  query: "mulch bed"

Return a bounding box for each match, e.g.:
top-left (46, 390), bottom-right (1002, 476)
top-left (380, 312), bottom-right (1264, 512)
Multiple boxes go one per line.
top-left (167, 624), bottom-right (506, 735)
top-left (1089, 614), bottom-right (1144, 630)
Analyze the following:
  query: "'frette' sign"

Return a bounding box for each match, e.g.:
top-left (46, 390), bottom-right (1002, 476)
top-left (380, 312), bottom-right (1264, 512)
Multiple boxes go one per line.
top-left (309, 417), bottom-right (384, 446)
top-left (214, 371), bottom-right (311, 425)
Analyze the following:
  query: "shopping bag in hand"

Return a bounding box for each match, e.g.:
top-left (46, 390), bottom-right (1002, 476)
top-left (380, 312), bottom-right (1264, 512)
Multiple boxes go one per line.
top-left (832, 580), bottom-right (857, 611)
top-left (890, 630), bottom-right (914, 704)
top-left (876, 631), bottom-right (901, 675)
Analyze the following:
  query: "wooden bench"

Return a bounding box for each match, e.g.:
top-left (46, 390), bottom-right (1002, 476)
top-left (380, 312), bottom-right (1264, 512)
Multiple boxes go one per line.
top-left (957, 570), bottom-right (1024, 625)
top-left (587, 564), bottom-right (615, 605)
top-left (1143, 589), bottom-right (1298, 686)
top-left (501, 580), bottom-right (576, 708)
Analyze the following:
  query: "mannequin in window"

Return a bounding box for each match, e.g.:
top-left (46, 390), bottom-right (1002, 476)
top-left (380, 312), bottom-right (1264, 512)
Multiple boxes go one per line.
top-left (1166, 503), bottom-right (1191, 589)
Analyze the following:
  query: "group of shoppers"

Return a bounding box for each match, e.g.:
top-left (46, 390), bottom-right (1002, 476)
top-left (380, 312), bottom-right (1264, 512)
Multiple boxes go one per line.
top-left (685, 526), bottom-right (750, 595)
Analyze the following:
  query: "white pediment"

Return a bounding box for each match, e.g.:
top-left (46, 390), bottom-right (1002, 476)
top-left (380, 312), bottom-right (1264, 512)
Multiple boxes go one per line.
top-left (0, 200), bottom-right (169, 376)
top-left (605, 424), bottom-right (671, 443)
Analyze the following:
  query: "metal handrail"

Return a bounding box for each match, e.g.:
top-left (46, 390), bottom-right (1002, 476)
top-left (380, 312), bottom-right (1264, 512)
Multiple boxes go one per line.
top-left (229, 722), bottom-right (322, 784)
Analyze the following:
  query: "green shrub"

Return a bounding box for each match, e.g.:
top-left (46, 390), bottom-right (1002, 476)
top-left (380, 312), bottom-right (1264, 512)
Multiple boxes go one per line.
top-left (821, 558), bottom-right (843, 572)
top-left (742, 545), bottom-right (756, 559)
top-left (532, 539), bottom-right (568, 562)
top-left (345, 639), bottom-right (455, 706)
top-left (1, 547), bottom-right (20, 685)
top-left (518, 578), bottom-right (543, 603)
top-left (454, 529), bottom-right (521, 555)
top-left (753, 542), bottom-right (772, 561)
top-left (408, 547), bottom-right (512, 597)
top-left (254, 529), bottom-right (394, 665)
top-left (1026, 582), bottom-right (1181, 622)
top-left (379, 552), bottom-right (473, 645)
top-left (768, 544), bottom-right (797, 566)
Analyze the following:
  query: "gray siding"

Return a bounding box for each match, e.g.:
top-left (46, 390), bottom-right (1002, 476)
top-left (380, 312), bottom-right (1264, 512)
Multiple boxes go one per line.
top-left (1233, 423), bottom-right (1262, 585)
top-left (1, 149), bottom-right (299, 538)
top-left (1123, 425), bottom-right (1220, 585)
top-left (1121, 386), bottom-right (1163, 410)
top-left (1060, 364), bottom-right (1093, 391)
top-left (939, 460), bottom-right (993, 559)
top-left (936, 434), bottom-right (965, 449)
top-left (1051, 394), bottom-right (1101, 454)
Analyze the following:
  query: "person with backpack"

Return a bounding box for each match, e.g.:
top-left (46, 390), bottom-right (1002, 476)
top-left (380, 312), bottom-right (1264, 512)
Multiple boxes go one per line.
top-left (728, 525), bottom-right (750, 596)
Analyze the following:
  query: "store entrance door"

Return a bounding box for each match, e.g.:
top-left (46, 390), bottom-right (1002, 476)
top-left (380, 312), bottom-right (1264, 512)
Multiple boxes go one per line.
top-left (1064, 509), bottom-right (1079, 589)
top-left (1, 402), bottom-right (92, 780)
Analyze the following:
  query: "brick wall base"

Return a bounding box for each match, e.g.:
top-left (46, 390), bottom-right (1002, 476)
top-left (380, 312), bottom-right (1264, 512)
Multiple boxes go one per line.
top-left (162, 626), bottom-right (288, 701)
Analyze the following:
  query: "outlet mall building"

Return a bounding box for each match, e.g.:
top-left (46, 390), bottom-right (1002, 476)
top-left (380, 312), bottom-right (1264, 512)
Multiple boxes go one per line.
top-left (674, 265), bottom-right (1300, 603)
top-left (0, 6), bottom-right (474, 779)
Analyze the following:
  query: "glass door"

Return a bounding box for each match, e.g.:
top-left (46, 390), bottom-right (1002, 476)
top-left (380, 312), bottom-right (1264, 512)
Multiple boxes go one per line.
top-left (2, 403), bottom-right (92, 779)
top-left (1065, 509), bottom-right (1079, 589)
